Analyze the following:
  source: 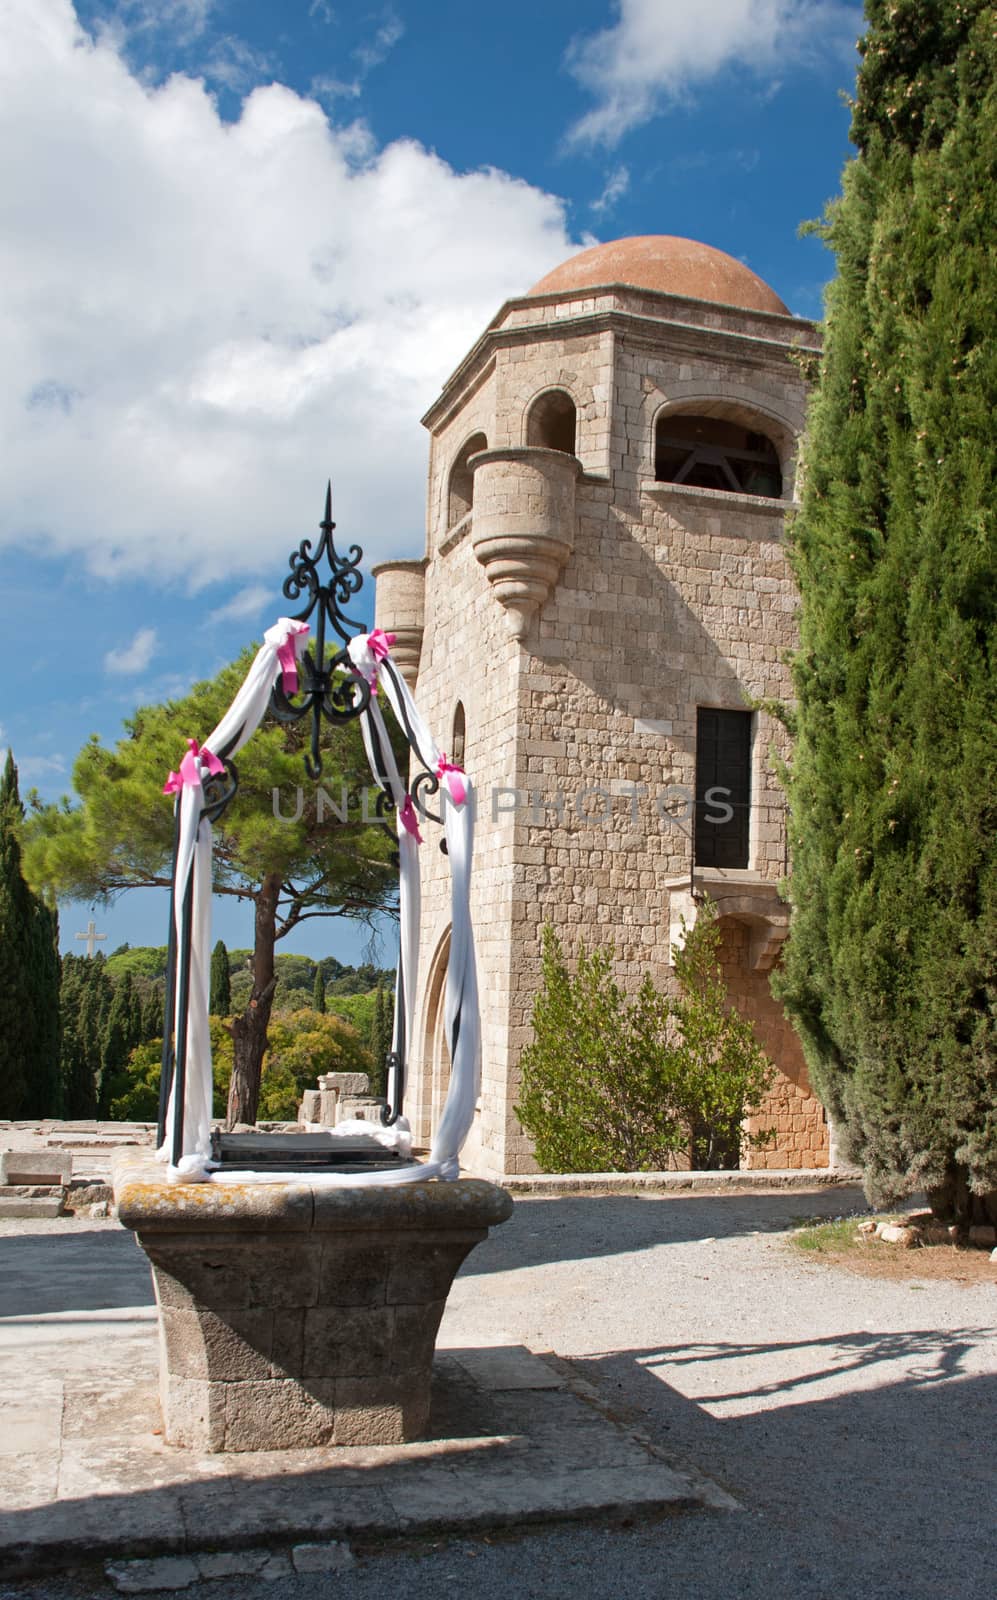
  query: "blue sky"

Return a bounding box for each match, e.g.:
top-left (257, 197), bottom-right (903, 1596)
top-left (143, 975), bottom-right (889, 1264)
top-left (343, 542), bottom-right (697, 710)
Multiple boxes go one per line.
top-left (0, 0), bottom-right (864, 967)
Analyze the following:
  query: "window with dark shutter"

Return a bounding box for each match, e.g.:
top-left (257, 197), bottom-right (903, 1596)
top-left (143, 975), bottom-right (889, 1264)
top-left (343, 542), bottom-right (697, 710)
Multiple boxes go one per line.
top-left (694, 708), bottom-right (751, 868)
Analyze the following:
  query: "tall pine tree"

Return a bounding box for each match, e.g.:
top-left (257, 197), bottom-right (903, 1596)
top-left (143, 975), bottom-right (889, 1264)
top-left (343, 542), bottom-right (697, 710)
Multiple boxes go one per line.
top-left (777, 1), bottom-right (997, 1225)
top-left (0, 751), bottom-right (61, 1116)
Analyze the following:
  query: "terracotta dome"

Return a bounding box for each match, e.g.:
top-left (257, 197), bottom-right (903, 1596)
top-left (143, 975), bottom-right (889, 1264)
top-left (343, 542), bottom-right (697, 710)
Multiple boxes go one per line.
top-left (528, 235), bottom-right (789, 316)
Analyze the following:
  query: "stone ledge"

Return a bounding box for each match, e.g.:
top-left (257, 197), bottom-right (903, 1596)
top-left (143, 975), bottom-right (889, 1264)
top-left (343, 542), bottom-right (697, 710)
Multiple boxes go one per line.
top-left (113, 1152), bottom-right (513, 1235)
top-left (641, 479), bottom-right (797, 516)
top-left (499, 1168), bottom-right (857, 1197)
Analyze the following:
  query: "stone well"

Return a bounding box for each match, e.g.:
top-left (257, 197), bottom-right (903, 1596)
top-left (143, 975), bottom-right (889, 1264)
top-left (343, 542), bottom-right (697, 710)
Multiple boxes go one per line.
top-left (113, 1152), bottom-right (513, 1452)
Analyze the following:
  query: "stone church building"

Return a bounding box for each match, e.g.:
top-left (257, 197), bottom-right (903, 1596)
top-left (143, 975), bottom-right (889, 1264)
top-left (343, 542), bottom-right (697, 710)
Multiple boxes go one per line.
top-left (373, 234), bottom-right (829, 1177)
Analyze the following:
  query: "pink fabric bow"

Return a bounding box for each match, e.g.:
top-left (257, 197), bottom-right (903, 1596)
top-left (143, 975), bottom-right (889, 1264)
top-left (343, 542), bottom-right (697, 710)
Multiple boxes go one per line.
top-left (399, 795), bottom-right (424, 844)
top-left (163, 739), bottom-right (225, 796)
top-left (436, 754), bottom-right (467, 807)
top-left (276, 622), bottom-right (310, 696)
top-left (368, 629), bottom-right (396, 663)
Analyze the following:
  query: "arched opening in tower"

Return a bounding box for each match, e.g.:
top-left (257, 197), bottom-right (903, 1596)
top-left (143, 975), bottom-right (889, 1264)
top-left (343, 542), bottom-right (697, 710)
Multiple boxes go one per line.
top-left (526, 389), bottom-right (577, 456)
top-left (447, 432), bottom-right (488, 528)
top-left (655, 413), bottom-right (782, 498)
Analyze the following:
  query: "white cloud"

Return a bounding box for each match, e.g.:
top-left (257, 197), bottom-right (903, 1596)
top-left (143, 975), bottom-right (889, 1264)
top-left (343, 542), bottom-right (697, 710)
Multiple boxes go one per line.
top-left (0, 1), bottom-right (576, 585)
top-left (354, 11), bottom-right (403, 75)
top-left (17, 753), bottom-right (67, 780)
top-left (207, 584), bottom-right (272, 625)
top-left (590, 164), bottom-right (630, 215)
top-left (310, 11), bottom-right (403, 112)
top-left (201, 35), bottom-right (278, 94)
top-left (138, 0), bottom-right (214, 29)
top-left (310, 73), bottom-right (362, 105)
top-left (104, 626), bottom-right (159, 675)
top-left (96, 0), bottom-right (216, 50)
top-left (566, 0), bottom-right (861, 147)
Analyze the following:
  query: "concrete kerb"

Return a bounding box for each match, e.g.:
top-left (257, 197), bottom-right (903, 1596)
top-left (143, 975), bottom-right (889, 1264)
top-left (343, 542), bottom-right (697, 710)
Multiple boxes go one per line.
top-left (497, 1167), bottom-right (863, 1197)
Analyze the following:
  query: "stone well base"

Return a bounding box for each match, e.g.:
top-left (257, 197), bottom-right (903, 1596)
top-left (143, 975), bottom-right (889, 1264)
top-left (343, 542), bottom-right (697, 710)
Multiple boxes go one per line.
top-left (113, 1153), bottom-right (512, 1452)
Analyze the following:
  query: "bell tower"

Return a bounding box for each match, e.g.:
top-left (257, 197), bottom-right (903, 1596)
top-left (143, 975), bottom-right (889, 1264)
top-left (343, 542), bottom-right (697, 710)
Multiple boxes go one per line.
top-left (375, 235), bottom-right (829, 1177)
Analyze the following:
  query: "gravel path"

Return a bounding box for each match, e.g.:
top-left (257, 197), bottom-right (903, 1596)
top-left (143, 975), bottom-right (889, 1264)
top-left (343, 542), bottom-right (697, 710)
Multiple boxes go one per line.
top-left (5, 1183), bottom-right (996, 1600)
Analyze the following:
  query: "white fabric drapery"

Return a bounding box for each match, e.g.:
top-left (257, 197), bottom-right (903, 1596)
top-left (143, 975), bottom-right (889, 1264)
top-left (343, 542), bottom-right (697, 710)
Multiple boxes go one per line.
top-left (157, 625), bottom-right (479, 1188)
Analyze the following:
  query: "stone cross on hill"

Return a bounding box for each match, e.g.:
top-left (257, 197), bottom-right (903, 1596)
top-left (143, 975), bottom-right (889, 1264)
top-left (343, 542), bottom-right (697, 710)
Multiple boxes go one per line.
top-left (75, 919), bottom-right (106, 958)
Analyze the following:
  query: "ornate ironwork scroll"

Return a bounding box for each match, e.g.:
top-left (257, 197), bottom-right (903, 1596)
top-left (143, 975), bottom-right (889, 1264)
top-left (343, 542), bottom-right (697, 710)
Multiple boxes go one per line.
top-left (268, 483), bottom-right (372, 778)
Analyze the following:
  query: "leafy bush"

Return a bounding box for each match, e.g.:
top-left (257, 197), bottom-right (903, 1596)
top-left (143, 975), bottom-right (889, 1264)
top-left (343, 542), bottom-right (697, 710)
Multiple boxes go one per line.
top-left (110, 1009), bottom-right (373, 1124)
top-left (108, 1038), bottom-right (162, 1122)
top-left (257, 1009), bottom-right (373, 1120)
top-left (516, 903), bottom-right (776, 1173)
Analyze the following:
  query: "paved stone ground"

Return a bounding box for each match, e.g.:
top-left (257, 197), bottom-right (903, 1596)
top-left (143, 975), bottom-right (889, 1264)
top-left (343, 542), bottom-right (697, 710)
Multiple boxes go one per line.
top-left (1, 1184), bottom-right (995, 1600)
top-left (0, 1209), bottom-right (726, 1580)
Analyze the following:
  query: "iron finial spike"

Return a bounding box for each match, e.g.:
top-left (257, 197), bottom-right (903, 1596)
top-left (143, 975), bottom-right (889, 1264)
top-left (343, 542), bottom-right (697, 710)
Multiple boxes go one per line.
top-left (324, 481), bottom-right (332, 528)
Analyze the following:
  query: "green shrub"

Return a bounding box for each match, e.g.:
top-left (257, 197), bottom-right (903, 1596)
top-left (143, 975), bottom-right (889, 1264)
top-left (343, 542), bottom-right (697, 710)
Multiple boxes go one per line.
top-left (110, 1009), bottom-right (372, 1125)
top-left (256, 1009), bottom-right (373, 1120)
top-left (108, 1038), bottom-right (162, 1122)
top-left (516, 903), bottom-right (776, 1173)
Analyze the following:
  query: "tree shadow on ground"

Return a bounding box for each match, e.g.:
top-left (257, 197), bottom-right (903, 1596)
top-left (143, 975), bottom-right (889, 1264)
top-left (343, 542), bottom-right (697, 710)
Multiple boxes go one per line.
top-left (458, 1185), bottom-right (869, 1278)
top-left (0, 1226), bottom-right (153, 1318)
top-left (1, 1340), bottom-right (994, 1599)
top-left (0, 1189), bottom-right (871, 1319)
top-left (566, 1342), bottom-right (997, 1600)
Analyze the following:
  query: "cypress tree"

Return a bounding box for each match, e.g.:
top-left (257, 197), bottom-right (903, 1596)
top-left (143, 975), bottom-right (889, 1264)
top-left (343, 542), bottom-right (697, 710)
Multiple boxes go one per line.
top-left (60, 955), bottom-right (98, 1117)
top-left (312, 964), bottom-right (326, 1013)
top-left (26, 899), bottom-right (62, 1117)
top-left (370, 980), bottom-right (393, 1097)
top-left (128, 977), bottom-right (144, 1047)
top-left (777, 0), bottom-right (997, 1225)
top-left (100, 972), bottom-right (140, 1115)
top-left (0, 751), bottom-right (61, 1116)
top-left (142, 984), bottom-right (164, 1043)
top-left (79, 957), bottom-right (113, 1114)
top-left (210, 939), bottom-right (231, 1015)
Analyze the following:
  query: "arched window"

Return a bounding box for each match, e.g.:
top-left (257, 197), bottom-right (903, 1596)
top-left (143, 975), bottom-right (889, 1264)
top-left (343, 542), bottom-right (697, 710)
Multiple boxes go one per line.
top-left (447, 432), bottom-right (487, 529)
top-left (655, 414), bottom-right (782, 499)
top-left (526, 390), bottom-right (576, 456)
top-left (451, 702), bottom-right (466, 768)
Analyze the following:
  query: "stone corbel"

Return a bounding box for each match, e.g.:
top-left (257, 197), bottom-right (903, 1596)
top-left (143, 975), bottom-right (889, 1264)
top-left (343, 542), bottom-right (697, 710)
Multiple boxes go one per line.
top-left (469, 447), bottom-right (580, 640)
top-left (665, 872), bottom-right (790, 972)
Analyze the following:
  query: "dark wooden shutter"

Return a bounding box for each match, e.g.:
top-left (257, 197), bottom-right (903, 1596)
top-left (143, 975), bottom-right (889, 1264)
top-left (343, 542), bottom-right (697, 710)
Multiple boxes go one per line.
top-left (694, 709), bottom-right (751, 868)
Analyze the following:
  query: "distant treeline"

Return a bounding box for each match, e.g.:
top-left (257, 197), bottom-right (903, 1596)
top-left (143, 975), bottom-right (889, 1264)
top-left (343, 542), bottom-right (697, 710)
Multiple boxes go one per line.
top-left (49, 944), bottom-right (395, 1121)
top-left (107, 943), bottom-right (393, 998)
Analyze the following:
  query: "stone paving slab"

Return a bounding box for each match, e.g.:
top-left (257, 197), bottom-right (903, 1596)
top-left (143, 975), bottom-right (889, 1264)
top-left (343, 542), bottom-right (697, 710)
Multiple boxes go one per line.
top-left (0, 1196), bottom-right (65, 1219)
top-left (0, 1329), bottom-right (731, 1578)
